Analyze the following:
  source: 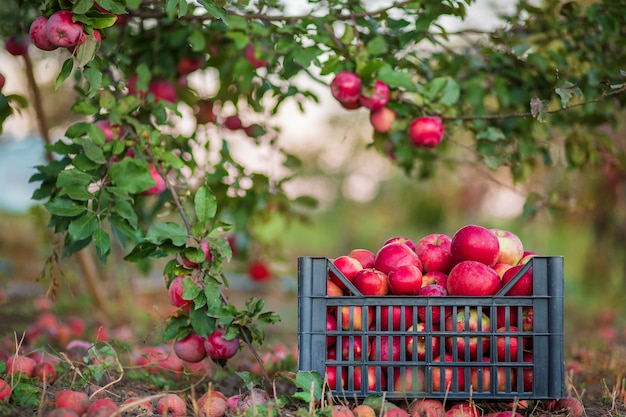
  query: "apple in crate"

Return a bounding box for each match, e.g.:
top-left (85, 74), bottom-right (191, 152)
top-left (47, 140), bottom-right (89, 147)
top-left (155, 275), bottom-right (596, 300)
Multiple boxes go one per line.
top-left (375, 242), bottom-right (423, 275)
top-left (469, 358), bottom-right (513, 392)
top-left (495, 326), bottom-right (526, 361)
top-left (327, 314), bottom-right (338, 348)
top-left (406, 322), bottom-right (441, 360)
top-left (326, 365), bottom-right (347, 390)
top-left (447, 260), bottom-right (501, 296)
top-left (500, 264), bottom-right (533, 296)
top-left (353, 268), bottom-right (389, 295)
top-left (370, 336), bottom-right (403, 362)
top-left (417, 284), bottom-right (449, 324)
top-left (415, 233), bottom-right (453, 273)
top-left (330, 256), bottom-right (363, 290)
top-left (354, 366), bottom-right (385, 391)
top-left (340, 305), bottom-right (373, 331)
top-left (450, 224), bottom-right (500, 266)
top-left (388, 264), bottom-right (422, 295)
top-left (392, 367), bottom-right (425, 392)
top-left (432, 353), bottom-right (465, 392)
top-left (492, 229), bottom-right (524, 266)
top-left (380, 305), bottom-right (415, 331)
top-left (382, 236), bottom-right (416, 251)
top-left (421, 271), bottom-right (448, 288)
top-left (349, 249), bottom-right (376, 269)
top-left (444, 308), bottom-right (491, 360)
top-left (341, 336), bottom-right (369, 361)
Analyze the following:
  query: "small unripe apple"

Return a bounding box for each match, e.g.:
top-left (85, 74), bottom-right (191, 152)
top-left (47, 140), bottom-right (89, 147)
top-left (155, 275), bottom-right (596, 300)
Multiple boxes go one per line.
top-left (29, 16), bottom-right (58, 51)
top-left (409, 116), bottom-right (444, 148)
top-left (369, 107), bottom-right (396, 133)
top-left (331, 71), bottom-right (362, 108)
top-left (360, 80), bottom-right (390, 110)
top-left (5, 36), bottom-right (29, 56)
top-left (46, 11), bottom-right (83, 48)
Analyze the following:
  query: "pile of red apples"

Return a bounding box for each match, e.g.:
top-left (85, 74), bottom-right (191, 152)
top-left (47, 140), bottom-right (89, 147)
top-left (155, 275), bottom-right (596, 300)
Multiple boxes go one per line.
top-left (324, 224), bottom-right (541, 394)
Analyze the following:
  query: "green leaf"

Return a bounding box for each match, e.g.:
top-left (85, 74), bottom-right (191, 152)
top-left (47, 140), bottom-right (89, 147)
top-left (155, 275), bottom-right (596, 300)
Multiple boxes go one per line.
top-left (189, 29), bottom-right (206, 52)
top-left (45, 198), bottom-right (86, 217)
top-left (476, 127), bottom-right (506, 142)
top-left (72, 100), bottom-right (99, 115)
top-left (163, 315), bottom-right (190, 342)
top-left (160, 152), bottom-right (185, 169)
top-left (57, 169), bottom-right (93, 201)
top-left (182, 277), bottom-right (203, 300)
top-left (554, 81), bottom-right (583, 108)
top-left (76, 36), bottom-right (100, 68)
top-left (99, 90), bottom-right (116, 109)
top-left (146, 222), bottom-right (188, 246)
top-left (377, 65), bottom-right (417, 91)
top-left (108, 158), bottom-right (155, 193)
top-left (75, 138), bottom-right (106, 164)
top-left (292, 371), bottom-right (323, 402)
top-left (93, 227), bottom-right (111, 261)
top-left (366, 36), bottom-right (388, 56)
top-left (425, 76), bottom-right (460, 106)
top-left (92, 0), bottom-right (126, 14)
top-left (68, 214), bottom-right (99, 241)
top-left (66, 122), bottom-right (91, 139)
top-left (124, 241), bottom-right (158, 262)
top-left (293, 195), bottom-right (318, 209)
top-left (190, 308), bottom-right (216, 337)
top-left (56, 58), bottom-right (74, 90)
top-left (194, 186), bottom-right (217, 224)
top-left (73, 0), bottom-right (95, 14)
top-left (204, 284), bottom-right (223, 317)
top-left (196, 0), bottom-right (227, 22)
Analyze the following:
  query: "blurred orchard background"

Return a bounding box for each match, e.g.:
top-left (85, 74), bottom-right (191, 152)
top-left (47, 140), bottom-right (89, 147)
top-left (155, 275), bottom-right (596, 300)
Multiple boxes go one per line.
top-left (0, 0), bottom-right (625, 356)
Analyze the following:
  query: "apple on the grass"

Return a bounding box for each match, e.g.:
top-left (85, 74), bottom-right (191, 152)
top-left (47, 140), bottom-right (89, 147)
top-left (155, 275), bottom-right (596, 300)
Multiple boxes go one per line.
top-left (444, 308), bottom-right (491, 360)
top-left (29, 16), bottom-right (58, 51)
top-left (500, 264), bottom-right (533, 296)
top-left (432, 353), bottom-right (465, 392)
top-left (370, 107), bottom-right (396, 133)
top-left (450, 224), bottom-right (500, 266)
top-left (330, 71), bottom-right (362, 108)
top-left (445, 401), bottom-right (481, 417)
top-left (495, 326), bottom-right (526, 361)
top-left (387, 264), bottom-right (422, 295)
top-left (406, 322), bottom-right (441, 360)
top-left (46, 10), bottom-right (83, 48)
top-left (408, 116), bottom-right (444, 148)
top-left (408, 399), bottom-right (445, 417)
top-left (330, 255), bottom-right (363, 290)
top-left (447, 260), bottom-right (501, 296)
top-left (374, 242), bottom-right (422, 275)
top-left (415, 233), bottom-right (453, 273)
top-left (349, 249), bottom-right (376, 269)
top-left (360, 80), bottom-right (390, 110)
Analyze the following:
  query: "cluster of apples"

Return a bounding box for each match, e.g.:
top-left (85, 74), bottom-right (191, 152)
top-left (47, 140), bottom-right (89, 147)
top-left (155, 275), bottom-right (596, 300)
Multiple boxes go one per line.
top-left (327, 396), bottom-right (583, 417)
top-left (330, 71), bottom-right (445, 148)
top-left (324, 224), bottom-right (541, 394)
top-left (28, 10), bottom-right (101, 54)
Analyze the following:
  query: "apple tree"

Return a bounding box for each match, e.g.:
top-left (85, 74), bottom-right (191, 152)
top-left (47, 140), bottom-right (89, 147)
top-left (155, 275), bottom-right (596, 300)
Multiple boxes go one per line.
top-left (0, 0), bottom-right (625, 362)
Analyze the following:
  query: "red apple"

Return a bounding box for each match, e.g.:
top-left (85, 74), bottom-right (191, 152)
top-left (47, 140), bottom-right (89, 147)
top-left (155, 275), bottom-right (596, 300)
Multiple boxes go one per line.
top-left (70, 29), bottom-right (102, 55)
top-left (432, 353), bottom-right (465, 392)
top-left (326, 365), bottom-right (347, 390)
top-left (392, 367), bottom-right (425, 392)
top-left (327, 279), bottom-right (344, 297)
top-left (176, 57), bottom-right (203, 75)
top-left (331, 71), bottom-right (362, 107)
top-left (408, 116), bottom-right (444, 148)
top-left (341, 336), bottom-right (369, 361)
top-left (0, 74), bottom-right (4, 91)
top-left (406, 322), bottom-right (440, 360)
top-left (450, 225), bottom-right (500, 266)
top-left (417, 284), bottom-right (449, 324)
top-left (29, 16), bottom-right (58, 51)
top-left (182, 240), bottom-right (212, 268)
top-left (148, 79), bottom-right (177, 103)
top-left (142, 163), bottom-right (167, 195)
top-left (518, 251), bottom-right (536, 265)
top-left (374, 242), bottom-right (422, 275)
top-left (195, 100), bottom-right (216, 124)
top-left (444, 308), bottom-right (491, 360)
top-left (521, 352), bottom-right (533, 391)
top-left (353, 366), bottom-right (385, 391)
top-left (380, 305), bottom-right (414, 331)
top-left (204, 328), bottom-right (239, 360)
top-left (447, 260), bottom-right (501, 296)
top-left (370, 335), bottom-right (402, 362)
top-left (492, 263), bottom-right (513, 279)
top-left (386, 409), bottom-right (411, 417)
top-left (408, 399), bottom-right (445, 417)
top-left (421, 271), bottom-right (448, 288)
top-left (552, 397), bottom-right (584, 417)
top-left (46, 11), bottom-right (83, 48)
top-left (353, 268), bottom-right (389, 295)
top-left (168, 276), bottom-right (194, 313)
top-left (388, 264), bottom-right (422, 295)
top-left (349, 249), bottom-right (376, 269)
top-left (500, 264), bottom-right (533, 296)
top-left (0, 378), bottom-right (11, 402)
top-left (491, 229), bottom-right (524, 265)
top-left (444, 401), bottom-right (481, 417)
top-left (224, 115), bottom-right (244, 130)
top-left (95, 119), bottom-right (122, 142)
top-left (329, 256), bottom-right (363, 290)
top-left (360, 80), bottom-right (390, 110)
top-left (6, 355), bottom-right (36, 378)
top-left (327, 313), bottom-right (338, 347)
top-left (369, 107), bottom-right (396, 133)
top-left (5, 36), bottom-right (29, 56)
top-left (33, 360), bottom-right (57, 383)
top-left (245, 44), bottom-right (267, 68)
top-left (248, 260), bottom-right (272, 281)
top-left (174, 333), bottom-right (207, 363)
top-left (470, 358), bottom-right (511, 392)
top-left (415, 233), bottom-right (453, 273)
top-left (521, 307), bottom-right (533, 331)
top-left (340, 305), bottom-right (373, 331)
top-left (494, 306), bottom-right (519, 329)
top-left (495, 326), bottom-right (525, 361)
top-left (382, 236), bottom-right (416, 251)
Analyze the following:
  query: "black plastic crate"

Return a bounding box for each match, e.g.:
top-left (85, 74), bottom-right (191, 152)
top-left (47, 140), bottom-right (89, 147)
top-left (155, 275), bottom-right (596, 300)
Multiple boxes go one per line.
top-left (297, 256), bottom-right (564, 400)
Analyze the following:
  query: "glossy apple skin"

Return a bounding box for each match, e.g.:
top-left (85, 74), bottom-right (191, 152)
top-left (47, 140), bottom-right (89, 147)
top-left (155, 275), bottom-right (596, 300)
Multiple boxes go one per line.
top-left (29, 16), bottom-right (58, 51)
top-left (360, 80), bottom-right (390, 110)
top-left (500, 264), bottom-right (533, 296)
top-left (450, 224), bottom-right (500, 266)
top-left (415, 233), bottom-right (453, 273)
top-left (417, 284), bottom-right (449, 324)
top-left (492, 228), bottom-right (525, 265)
top-left (329, 256), bottom-right (363, 290)
top-left (408, 116), bottom-right (444, 148)
top-left (369, 107), bottom-right (396, 133)
top-left (432, 353), bottom-right (465, 392)
top-left (444, 308), bottom-right (491, 360)
top-left (204, 328), bottom-right (240, 360)
top-left (349, 249), bottom-right (376, 269)
top-left (331, 71), bottom-right (362, 106)
top-left (447, 260), bottom-right (501, 296)
top-left (46, 11), bottom-right (83, 48)
top-left (387, 264), bottom-right (422, 295)
top-left (5, 36), bottom-right (29, 56)
top-left (353, 268), bottom-right (389, 296)
top-left (374, 242), bottom-right (422, 275)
